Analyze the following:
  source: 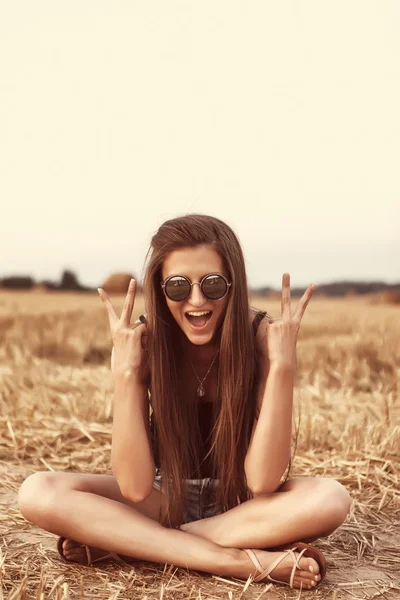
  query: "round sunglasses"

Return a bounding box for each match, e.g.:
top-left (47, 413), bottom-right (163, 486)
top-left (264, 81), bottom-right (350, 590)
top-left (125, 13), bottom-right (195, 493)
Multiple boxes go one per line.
top-left (161, 273), bottom-right (231, 302)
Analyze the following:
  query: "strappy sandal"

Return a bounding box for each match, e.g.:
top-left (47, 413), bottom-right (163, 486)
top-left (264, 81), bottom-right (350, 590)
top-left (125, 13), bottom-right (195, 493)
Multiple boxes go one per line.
top-left (244, 541), bottom-right (327, 588)
top-left (267, 541), bottom-right (327, 575)
top-left (57, 536), bottom-right (134, 567)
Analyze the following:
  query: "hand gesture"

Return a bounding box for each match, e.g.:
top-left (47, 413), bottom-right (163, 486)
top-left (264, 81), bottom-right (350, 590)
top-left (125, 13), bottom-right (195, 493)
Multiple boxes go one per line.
top-left (97, 279), bottom-right (148, 382)
top-left (266, 273), bottom-right (316, 369)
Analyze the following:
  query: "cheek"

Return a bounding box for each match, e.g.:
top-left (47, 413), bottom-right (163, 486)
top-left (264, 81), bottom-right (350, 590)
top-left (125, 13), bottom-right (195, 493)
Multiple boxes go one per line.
top-left (215, 298), bottom-right (229, 320)
top-left (166, 300), bottom-right (182, 322)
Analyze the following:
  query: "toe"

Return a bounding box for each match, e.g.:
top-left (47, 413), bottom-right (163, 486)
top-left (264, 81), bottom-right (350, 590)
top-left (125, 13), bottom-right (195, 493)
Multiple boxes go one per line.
top-left (293, 562), bottom-right (322, 589)
top-left (298, 570), bottom-right (316, 581)
top-left (67, 550), bottom-right (84, 560)
top-left (302, 556), bottom-right (320, 576)
top-left (63, 538), bottom-right (80, 551)
top-left (64, 548), bottom-right (87, 564)
top-left (293, 576), bottom-right (312, 589)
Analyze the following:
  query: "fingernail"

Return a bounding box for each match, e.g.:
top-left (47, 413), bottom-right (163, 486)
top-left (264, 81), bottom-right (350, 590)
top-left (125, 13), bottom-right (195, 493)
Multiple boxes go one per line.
top-left (97, 288), bottom-right (102, 295)
top-left (130, 278), bottom-right (135, 287)
top-left (309, 566), bottom-right (314, 573)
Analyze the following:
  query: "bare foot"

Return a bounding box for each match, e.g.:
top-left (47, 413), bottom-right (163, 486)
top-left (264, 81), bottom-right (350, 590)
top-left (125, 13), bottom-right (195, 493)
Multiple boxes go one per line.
top-left (60, 538), bottom-right (133, 566)
top-left (240, 547), bottom-right (322, 590)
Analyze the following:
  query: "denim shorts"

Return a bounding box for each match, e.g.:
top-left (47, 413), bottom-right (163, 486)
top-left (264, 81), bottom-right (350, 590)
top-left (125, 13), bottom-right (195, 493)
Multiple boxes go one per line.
top-left (153, 472), bottom-right (222, 524)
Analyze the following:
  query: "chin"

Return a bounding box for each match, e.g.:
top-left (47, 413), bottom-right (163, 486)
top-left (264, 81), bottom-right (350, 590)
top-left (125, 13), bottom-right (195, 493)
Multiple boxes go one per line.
top-left (184, 329), bottom-right (215, 346)
top-left (188, 335), bottom-right (214, 346)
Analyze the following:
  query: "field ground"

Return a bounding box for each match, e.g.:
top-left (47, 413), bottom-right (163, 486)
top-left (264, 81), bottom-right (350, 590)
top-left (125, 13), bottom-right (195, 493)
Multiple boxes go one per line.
top-left (0, 290), bottom-right (399, 599)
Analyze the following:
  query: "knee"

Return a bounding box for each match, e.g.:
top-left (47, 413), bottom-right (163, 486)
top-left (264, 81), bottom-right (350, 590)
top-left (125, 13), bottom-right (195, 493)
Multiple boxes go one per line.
top-left (18, 471), bottom-right (62, 526)
top-left (315, 478), bottom-right (352, 529)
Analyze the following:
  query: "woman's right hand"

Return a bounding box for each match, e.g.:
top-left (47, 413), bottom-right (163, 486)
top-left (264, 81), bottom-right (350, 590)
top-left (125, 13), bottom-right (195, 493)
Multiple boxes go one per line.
top-left (97, 279), bottom-right (148, 383)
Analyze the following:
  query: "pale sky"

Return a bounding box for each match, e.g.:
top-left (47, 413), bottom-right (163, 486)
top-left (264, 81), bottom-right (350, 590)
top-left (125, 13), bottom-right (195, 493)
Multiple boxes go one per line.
top-left (1, 1), bottom-right (399, 289)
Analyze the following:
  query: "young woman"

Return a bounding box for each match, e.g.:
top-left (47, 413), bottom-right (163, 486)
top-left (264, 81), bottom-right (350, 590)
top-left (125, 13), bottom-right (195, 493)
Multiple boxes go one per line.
top-left (18, 214), bottom-right (351, 590)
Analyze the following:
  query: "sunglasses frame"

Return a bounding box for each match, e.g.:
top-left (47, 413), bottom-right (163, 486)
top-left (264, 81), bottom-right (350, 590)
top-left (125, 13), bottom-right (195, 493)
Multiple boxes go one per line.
top-left (161, 272), bottom-right (232, 302)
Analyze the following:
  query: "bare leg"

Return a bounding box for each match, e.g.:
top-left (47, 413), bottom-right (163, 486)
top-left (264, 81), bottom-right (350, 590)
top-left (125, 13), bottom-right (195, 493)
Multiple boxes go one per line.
top-left (181, 477), bottom-right (351, 549)
top-left (18, 472), bottom-right (322, 589)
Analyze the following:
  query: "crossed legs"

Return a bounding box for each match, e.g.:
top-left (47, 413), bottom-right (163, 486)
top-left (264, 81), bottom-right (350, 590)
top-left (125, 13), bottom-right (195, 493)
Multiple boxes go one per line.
top-left (18, 471), bottom-right (351, 588)
top-left (181, 476), bottom-right (351, 548)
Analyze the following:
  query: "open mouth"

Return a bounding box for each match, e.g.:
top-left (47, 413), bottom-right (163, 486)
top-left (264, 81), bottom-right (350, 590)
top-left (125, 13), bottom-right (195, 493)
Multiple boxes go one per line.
top-left (185, 310), bottom-right (213, 329)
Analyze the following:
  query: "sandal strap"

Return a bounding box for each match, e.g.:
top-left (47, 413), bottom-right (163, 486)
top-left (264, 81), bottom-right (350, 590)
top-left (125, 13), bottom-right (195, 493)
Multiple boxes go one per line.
top-left (243, 549), bottom-right (265, 573)
top-left (59, 537), bottom-right (132, 568)
top-left (89, 549), bottom-right (133, 567)
top-left (289, 547), bottom-right (307, 588)
top-left (108, 552), bottom-right (134, 567)
top-left (244, 546), bottom-right (308, 588)
top-left (253, 549), bottom-right (295, 584)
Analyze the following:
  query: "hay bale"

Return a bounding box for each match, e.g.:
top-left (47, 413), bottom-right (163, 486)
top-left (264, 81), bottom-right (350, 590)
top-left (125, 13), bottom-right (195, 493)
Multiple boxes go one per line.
top-left (101, 273), bottom-right (137, 294)
top-left (382, 290), bottom-right (400, 304)
top-left (369, 290), bottom-right (400, 305)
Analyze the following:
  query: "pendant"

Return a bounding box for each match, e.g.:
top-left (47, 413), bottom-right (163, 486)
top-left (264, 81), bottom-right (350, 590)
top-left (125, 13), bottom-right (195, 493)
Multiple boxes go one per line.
top-left (197, 384), bottom-right (205, 397)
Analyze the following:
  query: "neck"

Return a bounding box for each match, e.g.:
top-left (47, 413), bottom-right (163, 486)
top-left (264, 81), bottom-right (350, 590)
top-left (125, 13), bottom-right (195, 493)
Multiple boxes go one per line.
top-left (180, 332), bottom-right (220, 363)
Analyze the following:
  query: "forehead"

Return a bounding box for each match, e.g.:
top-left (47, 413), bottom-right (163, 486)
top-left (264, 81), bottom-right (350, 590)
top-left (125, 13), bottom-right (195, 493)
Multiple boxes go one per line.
top-left (162, 244), bottom-right (225, 278)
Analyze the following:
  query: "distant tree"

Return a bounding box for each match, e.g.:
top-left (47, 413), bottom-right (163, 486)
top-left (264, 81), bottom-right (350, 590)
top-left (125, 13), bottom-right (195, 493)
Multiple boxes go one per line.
top-left (59, 270), bottom-right (83, 291)
top-left (1, 276), bottom-right (35, 289)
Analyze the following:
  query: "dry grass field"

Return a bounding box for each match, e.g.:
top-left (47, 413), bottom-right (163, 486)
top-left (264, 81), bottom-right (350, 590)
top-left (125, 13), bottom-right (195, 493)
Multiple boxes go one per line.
top-left (0, 290), bottom-right (399, 599)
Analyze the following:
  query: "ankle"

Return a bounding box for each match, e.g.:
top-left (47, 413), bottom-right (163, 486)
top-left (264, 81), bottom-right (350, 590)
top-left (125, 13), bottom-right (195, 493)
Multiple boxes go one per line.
top-left (218, 547), bottom-right (250, 578)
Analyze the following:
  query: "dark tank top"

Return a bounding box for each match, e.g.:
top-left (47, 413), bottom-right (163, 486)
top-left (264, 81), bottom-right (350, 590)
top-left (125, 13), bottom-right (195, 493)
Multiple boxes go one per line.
top-left (149, 310), bottom-right (267, 478)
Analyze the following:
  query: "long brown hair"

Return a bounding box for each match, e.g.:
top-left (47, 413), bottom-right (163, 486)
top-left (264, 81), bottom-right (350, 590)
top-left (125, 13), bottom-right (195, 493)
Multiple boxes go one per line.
top-left (144, 214), bottom-right (288, 527)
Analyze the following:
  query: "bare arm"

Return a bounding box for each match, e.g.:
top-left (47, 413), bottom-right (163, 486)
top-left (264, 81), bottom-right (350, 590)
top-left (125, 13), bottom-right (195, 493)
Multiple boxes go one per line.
top-left (98, 280), bottom-right (155, 503)
top-left (245, 274), bottom-right (316, 495)
top-left (111, 373), bottom-right (155, 502)
top-left (244, 362), bottom-right (294, 495)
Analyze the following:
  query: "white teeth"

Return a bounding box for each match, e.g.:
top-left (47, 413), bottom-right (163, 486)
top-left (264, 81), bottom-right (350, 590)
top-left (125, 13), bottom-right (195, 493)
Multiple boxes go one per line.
top-left (187, 311), bottom-right (211, 316)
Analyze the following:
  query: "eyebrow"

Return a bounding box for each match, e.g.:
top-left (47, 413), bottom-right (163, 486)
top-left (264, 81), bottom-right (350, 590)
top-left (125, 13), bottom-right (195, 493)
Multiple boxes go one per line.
top-left (163, 272), bottom-right (225, 280)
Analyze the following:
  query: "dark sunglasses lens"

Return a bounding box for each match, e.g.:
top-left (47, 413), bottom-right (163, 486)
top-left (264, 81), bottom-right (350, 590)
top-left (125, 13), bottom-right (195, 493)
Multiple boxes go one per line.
top-left (165, 276), bottom-right (191, 301)
top-left (202, 275), bottom-right (228, 299)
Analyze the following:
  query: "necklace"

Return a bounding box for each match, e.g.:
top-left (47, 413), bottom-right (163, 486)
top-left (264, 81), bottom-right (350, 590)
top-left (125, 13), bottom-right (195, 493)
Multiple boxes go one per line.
top-left (188, 351), bottom-right (219, 397)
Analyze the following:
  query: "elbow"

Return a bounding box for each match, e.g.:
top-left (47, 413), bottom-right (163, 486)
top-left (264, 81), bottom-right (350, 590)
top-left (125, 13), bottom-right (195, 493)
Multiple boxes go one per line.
top-left (246, 469), bottom-right (289, 497)
top-left (250, 483), bottom-right (280, 497)
top-left (122, 488), bottom-right (151, 504)
top-left (113, 468), bottom-right (155, 504)
top-left (119, 480), bottom-right (153, 503)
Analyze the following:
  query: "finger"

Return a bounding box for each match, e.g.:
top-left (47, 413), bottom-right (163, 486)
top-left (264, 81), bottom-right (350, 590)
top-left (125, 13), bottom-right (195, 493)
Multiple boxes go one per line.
top-left (131, 313), bottom-right (148, 328)
top-left (281, 273), bottom-right (291, 319)
top-left (293, 283), bottom-right (317, 321)
top-left (120, 279), bottom-right (137, 325)
top-left (97, 288), bottom-right (119, 328)
top-left (132, 322), bottom-right (148, 350)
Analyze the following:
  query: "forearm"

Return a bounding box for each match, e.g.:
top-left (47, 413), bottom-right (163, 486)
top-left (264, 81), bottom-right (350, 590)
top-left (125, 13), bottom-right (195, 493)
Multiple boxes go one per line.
top-left (244, 363), bottom-right (295, 495)
top-left (111, 373), bottom-right (155, 502)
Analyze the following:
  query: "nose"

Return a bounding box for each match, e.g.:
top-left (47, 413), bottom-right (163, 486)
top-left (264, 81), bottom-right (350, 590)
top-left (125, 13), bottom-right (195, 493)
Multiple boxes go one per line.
top-left (188, 283), bottom-right (207, 307)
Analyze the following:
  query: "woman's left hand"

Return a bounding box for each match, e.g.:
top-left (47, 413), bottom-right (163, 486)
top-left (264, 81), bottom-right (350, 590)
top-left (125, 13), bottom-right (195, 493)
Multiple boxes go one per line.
top-left (265, 273), bottom-right (316, 370)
